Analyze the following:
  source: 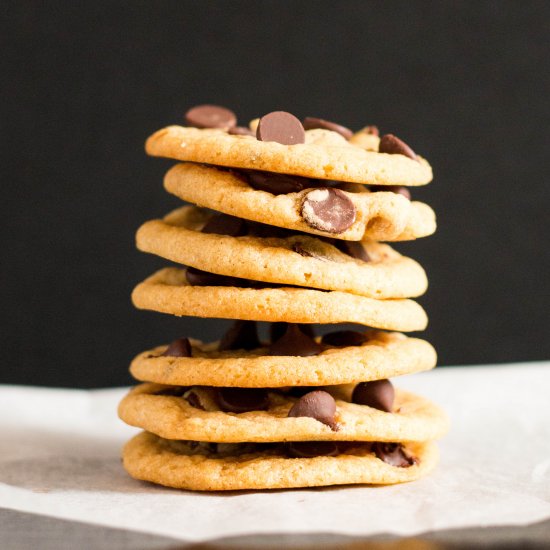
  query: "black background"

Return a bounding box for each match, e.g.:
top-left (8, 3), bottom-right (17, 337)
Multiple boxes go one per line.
top-left (2, 1), bottom-right (549, 388)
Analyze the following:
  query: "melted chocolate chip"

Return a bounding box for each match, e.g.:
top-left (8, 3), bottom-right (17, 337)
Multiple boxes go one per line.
top-left (185, 390), bottom-right (205, 410)
top-left (372, 442), bottom-right (415, 467)
top-left (270, 322), bottom-right (315, 343)
top-left (321, 330), bottom-right (369, 347)
top-left (218, 321), bottom-right (261, 351)
top-left (245, 170), bottom-right (312, 195)
top-left (216, 388), bottom-right (269, 413)
top-left (202, 213), bottom-right (248, 236)
top-left (302, 117), bottom-right (353, 140)
top-left (287, 441), bottom-right (339, 458)
top-left (352, 380), bottom-right (394, 412)
top-left (185, 104), bottom-right (237, 129)
top-left (288, 390), bottom-right (338, 430)
top-left (335, 240), bottom-right (371, 262)
top-left (301, 188), bottom-right (356, 233)
top-left (292, 242), bottom-right (329, 261)
top-left (379, 134), bottom-right (417, 160)
top-left (161, 337), bottom-right (192, 357)
top-left (228, 126), bottom-right (254, 136)
top-left (269, 324), bottom-right (322, 357)
top-left (256, 111), bottom-right (305, 145)
top-left (370, 185), bottom-right (411, 200)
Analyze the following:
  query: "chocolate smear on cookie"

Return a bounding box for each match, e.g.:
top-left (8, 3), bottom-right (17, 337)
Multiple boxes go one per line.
top-left (185, 104), bottom-right (237, 130)
top-left (303, 117), bottom-right (353, 140)
top-left (218, 321), bottom-right (261, 351)
top-left (161, 337), bottom-right (192, 357)
top-left (202, 213), bottom-right (248, 236)
top-left (288, 390), bottom-right (338, 430)
top-left (321, 330), bottom-right (369, 347)
top-left (379, 134), bottom-right (417, 161)
top-left (287, 441), bottom-right (339, 458)
top-left (269, 324), bottom-right (322, 357)
top-left (301, 188), bottom-right (356, 233)
top-left (372, 442), bottom-right (416, 467)
top-left (352, 379), bottom-right (394, 412)
top-left (216, 388), bottom-right (269, 413)
top-left (256, 111), bottom-right (305, 145)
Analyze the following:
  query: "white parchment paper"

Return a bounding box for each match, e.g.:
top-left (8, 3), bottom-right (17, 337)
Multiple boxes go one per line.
top-left (1, 362), bottom-right (549, 542)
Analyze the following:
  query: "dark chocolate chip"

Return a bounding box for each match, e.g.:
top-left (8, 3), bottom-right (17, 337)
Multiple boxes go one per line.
top-left (301, 188), bottom-right (356, 233)
top-left (372, 442), bottom-right (415, 467)
top-left (185, 104), bottom-right (237, 129)
top-left (202, 213), bottom-right (248, 236)
top-left (292, 242), bottom-right (329, 261)
top-left (288, 390), bottom-right (338, 430)
top-left (256, 111), bottom-right (305, 145)
top-left (287, 441), bottom-right (339, 458)
top-left (335, 240), bottom-right (371, 262)
top-left (321, 330), bottom-right (369, 347)
top-left (370, 185), bottom-right (411, 200)
top-left (218, 321), bottom-right (261, 351)
top-left (161, 337), bottom-right (192, 357)
top-left (352, 380), bottom-right (394, 412)
top-left (270, 322), bottom-right (315, 343)
top-left (228, 126), bottom-right (254, 136)
top-left (302, 117), bottom-right (353, 140)
top-left (185, 267), bottom-right (240, 287)
top-left (216, 388), bottom-right (269, 413)
top-left (245, 170), bottom-right (312, 195)
top-left (185, 390), bottom-right (205, 410)
top-left (154, 386), bottom-right (189, 396)
top-left (379, 134), bottom-right (417, 160)
top-left (363, 125), bottom-right (379, 136)
top-left (269, 324), bottom-right (322, 357)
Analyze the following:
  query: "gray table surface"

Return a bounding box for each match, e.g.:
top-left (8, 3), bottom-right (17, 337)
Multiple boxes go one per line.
top-left (2, 507), bottom-right (549, 549)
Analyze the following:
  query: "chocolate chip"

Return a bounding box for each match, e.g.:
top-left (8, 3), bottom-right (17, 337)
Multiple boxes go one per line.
top-left (202, 213), bottom-right (248, 236)
top-left (185, 390), bottom-right (205, 410)
top-left (269, 324), bottom-right (322, 357)
top-left (292, 242), bottom-right (329, 261)
top-left (302, 117), bottom-right (353, 140)
top-left (335, 240), bottom-right (371, 262)
top-left (245, 170), bottom-right (312, 195)
top-left (379, 134), bottom-right (417, 160)
top-left (287, 441), bottom-right (339, 458)
top-left (288, 390), bottom-right (338, 430)
top-left (372, 442), bottom-right (415, 467)
top-left (185, 267), bottom-right (240, 287)
top-left (370, 185), bottom-right (411, 200)
top-left (185, 104), bottom-right (237, 129)
top-left (218, 321), bottom-right (261, 351)
top-left (301, 188), bottom-right (356, 233)
top-left (161, 337), bottom-right (192, 357)
top-left (256, 111), bottom-right (305, 145)
top-left (363, 125), bottom-right (379, 136)
top-left (321, 330), bottom-right (369, 347)
top-left (228, 126), bottom-right (254, 136)
top-left (352, 380), bottom-right (394, 412)
top-left (216, 388), bottom-right (269, 413)
top-left (270, 322), bottom-right (315, 343)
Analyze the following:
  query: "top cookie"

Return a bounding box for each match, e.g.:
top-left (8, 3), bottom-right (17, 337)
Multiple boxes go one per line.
top-left (145, 125), bottom-right (433, 186)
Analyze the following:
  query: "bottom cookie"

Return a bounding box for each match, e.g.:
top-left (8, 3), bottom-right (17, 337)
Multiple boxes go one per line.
top-left (122, 432), bottom-right (439, 491)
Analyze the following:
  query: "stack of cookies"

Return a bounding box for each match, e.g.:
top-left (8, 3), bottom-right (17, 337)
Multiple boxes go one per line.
top-left (118, 106), bottom-right (448, 491)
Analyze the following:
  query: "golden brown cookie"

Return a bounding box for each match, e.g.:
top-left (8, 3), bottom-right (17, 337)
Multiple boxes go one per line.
top-left (131, 267), bottom-right (428, 331)
top-left (136, 206), bottom-right (428, 299)
top-left (122, 432), bottom-right (439, 490)
top-left (162, 164), bottom-right (436, 242)
top-left (146, 126), bottom-right (432, 186)
top-left (130, 331), bottom-right (436, 387)
top-left (118, 384), bottom-right (449, 443)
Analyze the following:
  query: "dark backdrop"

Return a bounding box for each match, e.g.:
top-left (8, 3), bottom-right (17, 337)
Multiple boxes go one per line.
top-left (2, 1), bottom-right (549, 388)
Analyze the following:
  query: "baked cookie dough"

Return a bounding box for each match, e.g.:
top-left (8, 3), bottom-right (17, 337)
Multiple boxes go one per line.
top-left (136, 206), bottom-right (428, 299)
top-left (118, 384), bottom-right (449, 443)
top-left (130, 331), bottom-right (437, 387)
top-left (122, 432), bottom-right (439, 490)
top-left (162, 163), bottom-right (436, 242)
top-left (131, 267), bottom-right (428, 331)
top-left (145, 125), bottom-right (433, 186)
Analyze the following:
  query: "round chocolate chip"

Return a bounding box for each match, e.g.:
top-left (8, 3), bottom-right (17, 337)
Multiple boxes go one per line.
top-left (246, 170), bottom-right (312, 195)
top-left (301, 188), bottom-right (356, 234)
top-left (372, 442), bottom-right (415, 467)
top-left (218, 321), bottom-right (261, 351)
top-left (370, 185), bottom-right (411, 200)
top-left (288, 390), bottom-right (337, 430)
top-left (228, 126), bottom-right (254, 136)
top-left (287, 441), bottom-right (339, 458)
top-left (303, 117), bottom-right (353, 140)
top-left (335, 240), bottom-right (371, 262)
top-left (185, 104), bottom-right (237, 129)
top-left (352, 380), bottom-right (394, 412)
top-left (202, 213), bottom-right (248, 236)
top-left (269, 324), bottom-right (322, 357)
top-left (379, 134), bottom-right (417, 160)
top-left (216, 388), bottom-right (269, 413)
top-left (161, 337), bottom-right (192, 357)
top-left (321, 330), bottom-right (369, 348)
top-left (256, 111), bottom-right (305, 145)
top-left (270, 322), bottom-right (315, 343)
